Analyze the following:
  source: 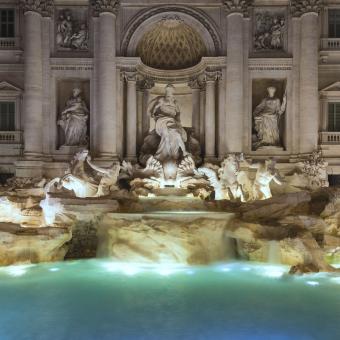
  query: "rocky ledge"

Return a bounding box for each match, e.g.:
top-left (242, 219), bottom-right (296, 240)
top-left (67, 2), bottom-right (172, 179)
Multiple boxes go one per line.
top-left (0, 189), bottom-right (339, 273)
top-left (0, 222), bottom-right (71, 266)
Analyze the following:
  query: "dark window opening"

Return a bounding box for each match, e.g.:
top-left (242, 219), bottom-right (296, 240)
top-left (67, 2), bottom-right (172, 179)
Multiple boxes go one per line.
top-left (328, 103), bottom-right (340, 131)
top-left (0, 173), bottom-right (13, 185)
top-left (0, 9), bottom-right (15, 38)
top-left (0, 101), bottom-right (15, 131)
top-left (328, 175), bottom-right (340, 186)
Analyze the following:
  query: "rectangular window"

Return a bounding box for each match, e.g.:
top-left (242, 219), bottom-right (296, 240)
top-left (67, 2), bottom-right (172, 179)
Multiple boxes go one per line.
top-left (328, 103), bottom-right (340, 131)
top-left (0, 9), bottom-right (15, 38)
top-left (0, 101), bottom-right (15, 131)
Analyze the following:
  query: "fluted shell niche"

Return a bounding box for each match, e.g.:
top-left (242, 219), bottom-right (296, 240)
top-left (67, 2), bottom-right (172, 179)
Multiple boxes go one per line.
top-left (136, 16), bottom-right (207, 70)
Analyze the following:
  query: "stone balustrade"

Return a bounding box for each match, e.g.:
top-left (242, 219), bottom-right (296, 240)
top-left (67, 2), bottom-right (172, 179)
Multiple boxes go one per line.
top-left (321, 38), bottom-right (340, 50)
top-left (320, 131), bottom-right (340, 144)
top-left (0, 37), bottom-right (20, 49)
top-left (0, 131), bottom-right (22, 143)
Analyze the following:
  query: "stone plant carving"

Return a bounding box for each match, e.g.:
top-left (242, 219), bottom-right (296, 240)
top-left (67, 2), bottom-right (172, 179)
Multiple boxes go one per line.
top-left (58, 87), bottom-right (89, 147)
top-left (253, 86), bottom-right (287, 150)
top-left (290, 0), bottom-right (323, 17)
top-left (46, 150), bottom-right (120, 198)
top-left (20, 0), bottom-right (54, 16)
top-left (254, 11), bottom-right (286, 51)
top-left (224, 0), bottom-right (253, 16)
top-left (91, 0), bottom-right (120, 16)
top-left (56, 9), bottom-right (89, 51)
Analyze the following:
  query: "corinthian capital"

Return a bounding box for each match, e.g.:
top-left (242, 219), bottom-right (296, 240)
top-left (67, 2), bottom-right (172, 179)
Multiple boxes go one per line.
top-left (290, 0), bottom-right (323, 17)
top-left (224, 0), bottom-right (253, 16)
top-left (91, 0), bottom-right (120, 16)
top-left (20, 0), bottom-right (54, 16)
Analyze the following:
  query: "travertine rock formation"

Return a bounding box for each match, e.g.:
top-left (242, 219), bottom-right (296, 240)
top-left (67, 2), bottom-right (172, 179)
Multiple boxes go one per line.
top-left (0, 222), bottom-right (71, 266)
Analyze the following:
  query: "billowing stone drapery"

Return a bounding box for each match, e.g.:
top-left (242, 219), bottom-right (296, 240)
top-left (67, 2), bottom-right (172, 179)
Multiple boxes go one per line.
top-left (291, 0), bottom-right (322, 152)
top-left (224, 0), bottom-right (253, 16)
top-left (92, 0), bottom-right (119, 159)
top-left (20, 0), bottom-right (54, 158)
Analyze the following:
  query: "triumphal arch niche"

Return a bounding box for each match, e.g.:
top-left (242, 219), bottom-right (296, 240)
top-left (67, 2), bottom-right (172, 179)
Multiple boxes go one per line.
top-left (119, 11), bottom-right (224, 181)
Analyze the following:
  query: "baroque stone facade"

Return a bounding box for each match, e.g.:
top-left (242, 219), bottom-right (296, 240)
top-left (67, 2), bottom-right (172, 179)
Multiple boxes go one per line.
top-left (0, 0), bottom-right (340, 180)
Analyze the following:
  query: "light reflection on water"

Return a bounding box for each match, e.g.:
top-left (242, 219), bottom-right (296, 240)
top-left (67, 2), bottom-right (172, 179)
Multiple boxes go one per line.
top-left (0, 260), bottom-right (339, 340)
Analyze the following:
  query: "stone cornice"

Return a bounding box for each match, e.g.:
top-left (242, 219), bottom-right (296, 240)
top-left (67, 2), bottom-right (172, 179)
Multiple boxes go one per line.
top-left (224, 0), bottom-right (253, 17)
top-left (20, 0), bottom-right (54, 17)
top-left (290, 0), bottom-right (323, 17)
top-left (91, 0), bottom-right (120, 16)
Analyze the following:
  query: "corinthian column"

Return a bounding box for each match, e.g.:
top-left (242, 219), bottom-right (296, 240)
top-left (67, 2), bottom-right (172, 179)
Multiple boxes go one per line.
top-left (20, 0), bottom-right (53, 159)
top-left (124, 71), bottom-right (137, 161)
top-left (291, 0), bottom-right (322, 153)
top-left (224, 0), bottom-right (251, 153)
top-left (92, 0), bottom-right (120, 159)
top-left (204, 70), bottom-right (219, 160)
top-left (188, 78), bottom-right (202, 142)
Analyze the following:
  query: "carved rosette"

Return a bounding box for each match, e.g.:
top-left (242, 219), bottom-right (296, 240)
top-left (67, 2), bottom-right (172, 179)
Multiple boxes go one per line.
top-left (290, 0), bottom-right (323, 17)
top-left (91, 0), bottom-right (120, 16)
top-left (224, 0), bottom-right (253, 17)
top-left (20, 0), bottom-right (54, 17)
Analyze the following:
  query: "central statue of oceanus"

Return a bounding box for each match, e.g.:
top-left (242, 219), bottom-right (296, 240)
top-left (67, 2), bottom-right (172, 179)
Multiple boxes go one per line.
top-left (139, 84), bottom-right (201, 180)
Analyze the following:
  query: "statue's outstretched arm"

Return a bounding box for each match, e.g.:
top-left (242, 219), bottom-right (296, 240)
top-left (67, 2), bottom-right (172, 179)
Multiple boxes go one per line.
top-left (86, 157), bottom-right (110, 176)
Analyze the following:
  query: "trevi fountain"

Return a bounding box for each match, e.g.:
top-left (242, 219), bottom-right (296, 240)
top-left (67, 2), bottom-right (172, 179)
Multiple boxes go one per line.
top-left (0, 1), bottom-right (339, 339)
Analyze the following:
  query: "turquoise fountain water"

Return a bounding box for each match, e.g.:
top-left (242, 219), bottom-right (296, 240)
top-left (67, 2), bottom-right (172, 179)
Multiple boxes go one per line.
top-left (0, 260), bottom-right (339, 340)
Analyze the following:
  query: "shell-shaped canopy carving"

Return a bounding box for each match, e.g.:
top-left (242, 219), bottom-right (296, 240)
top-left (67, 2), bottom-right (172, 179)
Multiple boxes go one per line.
top-left (136, 15), bottom-right (207, 70)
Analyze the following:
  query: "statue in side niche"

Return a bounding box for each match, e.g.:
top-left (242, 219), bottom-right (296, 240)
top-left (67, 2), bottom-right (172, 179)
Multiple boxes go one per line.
top-left (253, 86), bottom-right (287, 150)
top-left (58, 88), bottom-right (89, 147)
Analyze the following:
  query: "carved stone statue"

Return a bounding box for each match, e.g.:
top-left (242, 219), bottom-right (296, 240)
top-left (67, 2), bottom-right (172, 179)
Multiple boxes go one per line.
top-left (253, 86), bottom-right (287, 150)
top-left (251, 159), bottom-right (283, 200)
top-left (218, 154), bottom-right (253, 202)
top-left (150, 84), bottom-right (188, 162)
top-left (254, 12), bottom-right (286, 51)
top-left (49, 150), bottom-right (120, 198)
top-left (58, 88), bottom-right (89, 147)
top-left (139, 84), bottom-right (201, 180)
top-left (56, 10), bottom-right (89, 51)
